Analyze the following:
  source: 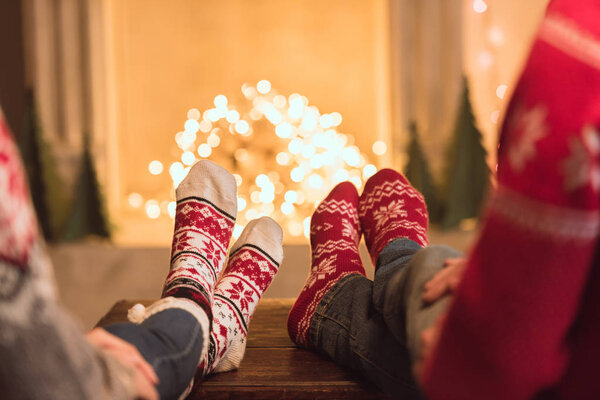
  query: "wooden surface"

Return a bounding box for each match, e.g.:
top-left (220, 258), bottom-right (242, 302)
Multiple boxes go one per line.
top-left (97, 298), bottom-right (390, 399)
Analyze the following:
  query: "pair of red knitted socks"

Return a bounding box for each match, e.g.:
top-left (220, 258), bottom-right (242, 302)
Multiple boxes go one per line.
top-left (287, 169), bottom-right (429, 347)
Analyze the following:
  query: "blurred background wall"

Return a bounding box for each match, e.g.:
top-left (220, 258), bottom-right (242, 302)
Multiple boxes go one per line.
top-left (11, 0), bottom-right (549, 245)
top-left (0, 1), bottom-right (27, 141)
top-left (1, 0), bottom-right (550, 327)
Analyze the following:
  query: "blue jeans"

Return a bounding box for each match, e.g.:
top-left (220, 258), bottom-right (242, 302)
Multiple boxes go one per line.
top-left (309, 238), bottom-right (462, 398)
top-left (105, 308), bottom-right (204, 400)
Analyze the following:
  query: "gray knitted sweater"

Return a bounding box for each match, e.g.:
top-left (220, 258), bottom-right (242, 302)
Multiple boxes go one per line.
top-left (0, 109), bottom-right (136, 399)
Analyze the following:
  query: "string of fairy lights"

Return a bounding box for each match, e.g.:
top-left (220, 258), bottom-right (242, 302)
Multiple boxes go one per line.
top-left (128, 80), bottom-right (387, 240)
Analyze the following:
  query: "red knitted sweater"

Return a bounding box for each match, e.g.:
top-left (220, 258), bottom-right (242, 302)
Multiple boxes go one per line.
top-left (422, 1), bottom-right (600, 399)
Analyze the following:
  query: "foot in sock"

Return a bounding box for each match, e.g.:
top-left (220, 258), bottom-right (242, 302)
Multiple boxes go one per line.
top-left (198, 216), bottom-right (283, 376)
top-left (161, 160), bottom-right (237, 318)
top-left (358, 168), bottom-right (428, 268)
top-left (130, 160), bottom-right (239, 338)
top-left (127, 160), bottom-right (238, 397)
top-left (287, 182), bottom-right (365, 348)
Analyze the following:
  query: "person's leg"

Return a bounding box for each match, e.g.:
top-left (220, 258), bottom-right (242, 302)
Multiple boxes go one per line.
top-left (107, 216), bottom-right (284, 399)
top-left (372, 237), bottom-right (422, 317)
top-left (108, 160), bottom-right (238, 398)
top-left (202, 216), bottom-right (284, 375)
top-left (359, 168), bottom-right (440, 355)
top-left (310, 240), bottom-right (461, 398)
top-left (287, 179), bottom-right (422, 398)
top-left (310, 274), bottom-right (422, 398)
top-left (379, 241), bottom-right (462, 363)
top-left (287, 182), bottom-right (366, 348)
top-left (292, 170), bottom-right (458, 398)
top-left (358, 168), bottom-right (429, 269)
top-left (161, 160), bottom-right (238, 321)
top-left (104, 308), bottom-right (203, 400)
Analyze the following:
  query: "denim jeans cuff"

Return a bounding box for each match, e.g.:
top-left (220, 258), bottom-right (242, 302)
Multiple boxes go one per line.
top-left (309, 273), bottom-right (364, 348)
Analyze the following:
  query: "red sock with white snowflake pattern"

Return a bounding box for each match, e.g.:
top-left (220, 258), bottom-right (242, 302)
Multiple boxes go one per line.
top-left (199, 216), bottom-right (283, 375)
top-left (287, 182), bottom-right (365, 348)
top-left (358, 168), bottom-right (429, 268)
top-left (162, 160), bottom-right (238, 321)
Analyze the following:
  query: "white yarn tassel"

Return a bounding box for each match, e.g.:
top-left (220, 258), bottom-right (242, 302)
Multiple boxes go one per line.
top-left (127, 303), bottom-right (147, 324)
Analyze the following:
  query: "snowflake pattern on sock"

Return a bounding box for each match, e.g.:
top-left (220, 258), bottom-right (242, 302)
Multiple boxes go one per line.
top-left (162, 161), bottom-right (237, 320)
top-left (359, 169), bottom-right (428, 267)
top-left (163, 197), bottom-right (235, 318)
top-left (200, 217), bottom-right (283, 376)
top-left (287, 182), bottom-right (364, 348)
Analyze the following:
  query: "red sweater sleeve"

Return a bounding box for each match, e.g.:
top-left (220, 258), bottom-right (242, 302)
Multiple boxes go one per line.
top-left (421, 4), bottom-right (600, 399)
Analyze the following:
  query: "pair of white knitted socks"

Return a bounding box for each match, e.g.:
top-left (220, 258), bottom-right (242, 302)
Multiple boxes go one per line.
top-left (129, 160), bottom-right (283, 378)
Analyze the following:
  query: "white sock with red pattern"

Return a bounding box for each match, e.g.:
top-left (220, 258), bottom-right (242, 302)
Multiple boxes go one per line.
top-left (201, 216), bottom-right (283, 375)
top-left (161, 160), bottom-right (237, 322)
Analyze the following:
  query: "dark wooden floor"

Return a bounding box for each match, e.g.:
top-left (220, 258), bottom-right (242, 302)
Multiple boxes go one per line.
top-left (98, 298), bottom-right (390, 399)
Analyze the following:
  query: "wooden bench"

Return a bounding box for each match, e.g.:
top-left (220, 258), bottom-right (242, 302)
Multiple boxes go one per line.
top-left (97, 298), bottom-right (390, 399)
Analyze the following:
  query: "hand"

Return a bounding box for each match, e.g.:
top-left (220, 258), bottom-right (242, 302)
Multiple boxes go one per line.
top-left (86, 328), bottom-right (159, 400)
top-left (413, 314), bottom-right (446, 384)
top-left (422, 257), bottom-right (468, 304)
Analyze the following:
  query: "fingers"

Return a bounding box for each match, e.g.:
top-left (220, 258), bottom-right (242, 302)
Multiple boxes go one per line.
top-left (86, 328), bottom-right (160, 399)
top-left (106, 348), bottom-right (160, 387)
top-left (422, 268), bottom-right (452, 303)
top-left (86, 328), bottom-right (159, 385)
top-left (448, 272), bottom-right (463, 291)
top-left (422, 257), bottom-right (468, 304)
top-left (444, 257), bottom-right (465, 266)
top-left (86, 327), bottom-right (114, 347)
top-left (132, 369), bottom-right (160, 400)
top-left (86, 328), bottom-right (136, 352)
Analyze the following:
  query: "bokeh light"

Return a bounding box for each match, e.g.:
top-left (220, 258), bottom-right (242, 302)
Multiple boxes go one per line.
top-left (148, 160), bottom-right (163, 175)
top-left (372, 141), bottom-right (387, 156)
top-left (473, 0), bottom-right (487, 13)
top-left (142, 83), bottom-right (376, 239)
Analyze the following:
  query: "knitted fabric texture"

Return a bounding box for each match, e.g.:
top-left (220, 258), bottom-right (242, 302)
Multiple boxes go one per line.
top-left (287, 182), bottom-right (365, 348)
top-left (202, 216), bottom-right (283, 375)
top-left (422, 2), bottom-right (600, 399)
top-left (0, 109), bottom-right (136, 399)
top-left (0, 110), bottom-right (38, 268)
top-left (358, 168), bottom-right (429, 267)
top-left (162, 160), bottom-right (237, 320)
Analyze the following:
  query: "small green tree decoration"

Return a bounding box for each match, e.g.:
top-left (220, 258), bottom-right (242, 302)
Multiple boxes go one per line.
top-left (404, 121), bottom-right (444, 223)
top-left (19, 89), bottom-right (67, 241)
top-left (63, 134), bottom-right (111, 240)
top-left (441, 77), bottom-right (490, 229)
